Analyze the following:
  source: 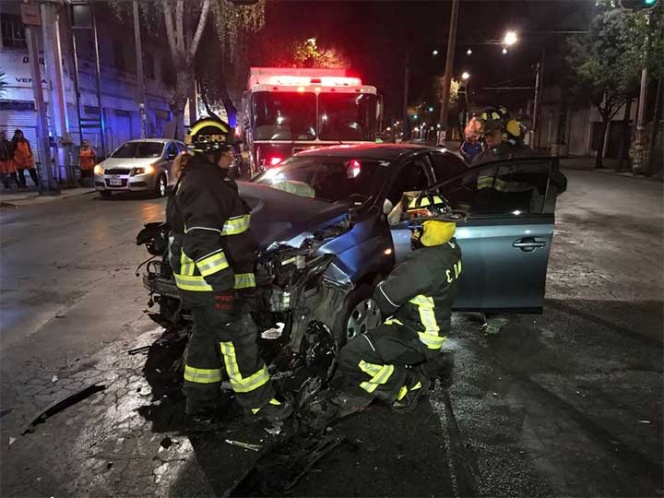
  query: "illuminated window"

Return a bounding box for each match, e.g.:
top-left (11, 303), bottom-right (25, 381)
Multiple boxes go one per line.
top-left (1, 14), bottom-right (26, 49)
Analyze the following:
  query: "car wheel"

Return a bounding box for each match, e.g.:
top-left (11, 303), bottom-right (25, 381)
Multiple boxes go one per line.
top-left (334, 284), bottom-right (382, 346)
top-left (155, 174), bottom-right (167, 198)
top-left (100, 190), bottom-right (112, 199)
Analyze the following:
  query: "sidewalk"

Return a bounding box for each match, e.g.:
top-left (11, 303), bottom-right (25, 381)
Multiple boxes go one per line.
top-left (559, 156), bottom-right (663, 182)
top-left (0, 187), bottom-right (95, 208)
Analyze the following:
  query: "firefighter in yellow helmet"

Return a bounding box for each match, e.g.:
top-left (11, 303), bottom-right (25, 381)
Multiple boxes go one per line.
top-left (166, 117), bottom-right (292, 428)
top-left (335, 193), bottom-right (464, 413)
top-left (472, 106), bottom-right (534, 165)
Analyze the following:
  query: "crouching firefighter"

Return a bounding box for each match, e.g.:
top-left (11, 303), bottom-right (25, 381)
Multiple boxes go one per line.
top-left (166, 117), bottom-right (292, 427)
top-left (336, 194), bottom-right (464, 413)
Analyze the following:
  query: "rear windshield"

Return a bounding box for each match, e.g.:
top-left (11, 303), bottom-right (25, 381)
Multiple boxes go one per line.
top-left (111, 142), bottom-right (164, 159)
top-left (253, 156), bottom-right (388, 203)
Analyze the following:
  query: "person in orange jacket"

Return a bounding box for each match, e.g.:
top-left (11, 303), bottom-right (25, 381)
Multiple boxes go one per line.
top-left (78, 139), bottom-right (97, 182)
top-left (0, 130), bottom-right (18, 190)
top-left (12, 129), bottom-right (39, 188)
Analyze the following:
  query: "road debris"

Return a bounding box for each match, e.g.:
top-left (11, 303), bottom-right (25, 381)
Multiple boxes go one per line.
top-left (225, 439), bottom-right (262, 452)
top-left (8, 437), bottom-right (16, 447)
top-left (128, 345), bottom-right (152, 356)
top-left (637, 420), bottom-right (651, 424)
top-left (51, 375), bottom-right (59, 383)
top-left (21, 383), bottom-right (107, 435)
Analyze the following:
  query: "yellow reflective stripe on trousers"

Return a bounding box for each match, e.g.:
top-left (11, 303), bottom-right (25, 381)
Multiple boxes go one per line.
top-left (184, 365), bottom-right (222, 384)
top-left (219, 342), bottom-right (270, 393)
top-left (221, 215), bottom-right (250, 236)
top-left (174, 273), bottom-right (213, 292)
top-left (358, 360), bottom-right (395, 394)
top-left (180, 251), bottom-right (195, 276)
top-left (234, 273), bottom-right (256, 289)
top-left (410, 295), bottom-right (445, 350)
top-left (384, 318), bottom-right (404, 326)
top-left (196, 250), bottom-right (229, 277)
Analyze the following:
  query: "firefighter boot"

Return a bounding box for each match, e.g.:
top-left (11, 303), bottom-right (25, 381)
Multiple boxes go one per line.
top-left (392, 370), bottom-right (431, 413)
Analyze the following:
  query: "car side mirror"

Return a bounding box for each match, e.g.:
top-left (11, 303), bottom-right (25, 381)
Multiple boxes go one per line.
top-left (382, 198), bottom-right (394, 215)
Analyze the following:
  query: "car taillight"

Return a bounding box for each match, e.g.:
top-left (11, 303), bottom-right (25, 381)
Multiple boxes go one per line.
top-left (268, 156), bottom-right (283, 167)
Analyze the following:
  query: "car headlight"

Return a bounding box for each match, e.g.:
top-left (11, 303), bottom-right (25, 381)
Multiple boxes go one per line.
top-left (94, 164), bottom-right (104, 175)
top-left (132, 164), bottom-right (156, 176)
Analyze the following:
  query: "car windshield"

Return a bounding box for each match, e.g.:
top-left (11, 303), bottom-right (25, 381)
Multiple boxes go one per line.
top-left (253, 156), bottom-right (388, 203)
top-left (252, 92), bottom-right (317, 141)
top-left (111, 142), bottom-right (164, 159)
top-left (318, 93), bottom-right (377, 141)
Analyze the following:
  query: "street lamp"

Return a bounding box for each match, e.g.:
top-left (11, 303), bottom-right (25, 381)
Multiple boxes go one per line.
top-left (432, 49), bottom-right (439, 56)
top-left (461, 71), bottom-right (470, 81)
top-left (503, 31), bottom-right (518, 46)
top-left (502, 47), bottom-right (508, 55)
top-left (466, 48), bottom-right (472, 55)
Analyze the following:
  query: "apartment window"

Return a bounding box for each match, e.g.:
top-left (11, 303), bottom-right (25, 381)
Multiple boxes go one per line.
top-left (144, 53), bottom-right (155, 80)
top-left (1, 14), bottom-right (27, 49)
top-left (113, 40), bottom-right (126, 71)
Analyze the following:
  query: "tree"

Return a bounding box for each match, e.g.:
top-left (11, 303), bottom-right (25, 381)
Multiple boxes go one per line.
top-left (251, 36), bottom-right (350, 69)
top-left (114, 1), bottom-right (265, 138)
top-left (566, 3), bottom-right (660, 167)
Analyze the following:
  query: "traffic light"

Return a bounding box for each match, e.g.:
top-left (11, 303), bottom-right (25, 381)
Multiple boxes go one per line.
top-left (620, 0), bottom-right (659, 11)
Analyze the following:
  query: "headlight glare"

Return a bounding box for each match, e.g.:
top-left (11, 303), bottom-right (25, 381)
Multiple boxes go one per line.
top-left (93, 164), bottom-right (104, 175)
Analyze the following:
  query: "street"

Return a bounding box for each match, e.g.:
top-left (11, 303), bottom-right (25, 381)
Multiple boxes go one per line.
top-left (0, 168), bottom-right (662, 497)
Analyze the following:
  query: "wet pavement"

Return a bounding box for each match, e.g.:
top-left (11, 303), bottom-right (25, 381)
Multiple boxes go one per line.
top-left (0, 171), bottom-right (662, 497)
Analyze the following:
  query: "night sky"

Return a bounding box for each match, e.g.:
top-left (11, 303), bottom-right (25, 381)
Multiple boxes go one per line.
top-left (253, 0), bottom-right (597, 119)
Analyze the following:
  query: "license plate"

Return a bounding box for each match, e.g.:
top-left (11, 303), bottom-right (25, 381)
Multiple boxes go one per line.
top-left (109, 178), bottom-right (122, 186)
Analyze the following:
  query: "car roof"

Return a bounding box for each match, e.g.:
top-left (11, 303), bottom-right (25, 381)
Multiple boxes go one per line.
top-left (124, 139), bottom-right (177, 144)
top-left (295, 143), bottom-right (441, 161)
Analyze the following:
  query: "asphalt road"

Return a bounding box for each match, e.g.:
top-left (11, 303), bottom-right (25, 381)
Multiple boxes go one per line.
top-left (0, 170), bottom-right (662, 497)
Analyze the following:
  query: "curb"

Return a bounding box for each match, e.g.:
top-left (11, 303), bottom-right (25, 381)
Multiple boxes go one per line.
top-left (0, 189), bottom-right (96, 208)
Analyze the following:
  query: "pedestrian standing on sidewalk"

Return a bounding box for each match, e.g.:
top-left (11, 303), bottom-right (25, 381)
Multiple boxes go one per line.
top-left (0, 131), bottom-right (18, 190)
top-left (12, 130), bottom-right (39, 188)
top-left (78, 139), bottom-right (97, 185)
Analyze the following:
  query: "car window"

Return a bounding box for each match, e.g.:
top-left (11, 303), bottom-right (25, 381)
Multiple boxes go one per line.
top-left (386, 157), bottom-right (432, 205)
top-left (111, 142), bottom-right (164, 159)
top-left (443, 158), bottom-right (554, 216)
top-left (429, 151), bottom-right (469, 183)
top-left (167, 142), bottom-right (178, 157)
top-left (254, 156), bottom-right (387, 203)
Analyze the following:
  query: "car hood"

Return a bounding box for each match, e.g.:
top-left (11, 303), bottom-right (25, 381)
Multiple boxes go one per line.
top-left (102, 157), bottom-right (159, 169)
top-left (238, 182), bottom-right (350, 249)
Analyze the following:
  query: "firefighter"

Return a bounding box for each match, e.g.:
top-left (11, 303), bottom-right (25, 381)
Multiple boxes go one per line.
top-left (0, 130), bottom-right (18, 190)
top-left (472, 106), bottom-right (534, 165)
top-left (335, 193), bottom-right (463, 412)
top-left (166, 117), bottom-right (292, 427)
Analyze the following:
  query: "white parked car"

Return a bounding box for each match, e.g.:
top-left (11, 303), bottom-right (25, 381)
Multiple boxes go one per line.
top-left (94, 139), bottom-right (186, 198)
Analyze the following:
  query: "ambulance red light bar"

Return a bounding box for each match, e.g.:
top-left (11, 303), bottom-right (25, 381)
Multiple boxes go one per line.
top-left (264, 75), bottom-right (362, 87)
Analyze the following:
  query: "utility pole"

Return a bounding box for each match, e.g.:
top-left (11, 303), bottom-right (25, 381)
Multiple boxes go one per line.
top-left (532, 62), bottom-right (542, 149)
top-left (438, 0), bottom-right (460, 146)
top-left (25, 23), bottom-right (58, 195)
top-left (133, 1), bottom-right (147, 138)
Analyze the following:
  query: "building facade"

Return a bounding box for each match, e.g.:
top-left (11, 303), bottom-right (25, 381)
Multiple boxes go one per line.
top-left (0, 2), bottom-right (173, 169)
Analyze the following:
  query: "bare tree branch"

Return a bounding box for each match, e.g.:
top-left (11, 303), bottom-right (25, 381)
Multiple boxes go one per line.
top-left (175, 0), bottom-right (184, 52)
top-left (163, 1), bottom-right (179, 63)
top-left (189, 0), bottom-right (210, 61)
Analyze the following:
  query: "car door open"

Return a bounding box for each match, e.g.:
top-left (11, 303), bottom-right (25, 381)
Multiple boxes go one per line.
top-left (438, 157), bottom-right (564, 313)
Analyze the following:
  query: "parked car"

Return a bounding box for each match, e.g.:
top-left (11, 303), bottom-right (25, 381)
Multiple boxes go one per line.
top-left (94, 139), bottom-right (187, 198)
top-left (138, 144), bottom-right (566, 351)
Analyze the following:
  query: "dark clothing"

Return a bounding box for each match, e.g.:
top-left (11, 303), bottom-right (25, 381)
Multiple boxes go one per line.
top-left (471, 141), bottom-right (535, 165)
top-left (338, 240), bottom-right (462, 402)
top-left (165, 155), bottom-right (272, 412)
top-left (460, 141), bottom-right (483, 163)
top-left (17, 167), bottom-right (39, 188)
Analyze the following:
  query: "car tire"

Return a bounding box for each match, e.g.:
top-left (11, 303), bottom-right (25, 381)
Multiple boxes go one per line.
top-left (154, 174), bottom-right (167, 198)
top-left (100, 190), bottom-right (112, 199)
top-left (333, 284), bottom-right (382, 347)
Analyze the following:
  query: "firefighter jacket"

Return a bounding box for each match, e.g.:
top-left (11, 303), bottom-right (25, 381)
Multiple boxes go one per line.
top-left (165, 155), bottom-right (257, 306)
top-left (373, 240), bottom-right (462, 351)
top-left (471, 141), bottom-right (535, 166)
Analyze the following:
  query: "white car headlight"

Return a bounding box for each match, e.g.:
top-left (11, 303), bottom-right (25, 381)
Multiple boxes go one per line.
top-left (93, 164), bottom-right (104, 175)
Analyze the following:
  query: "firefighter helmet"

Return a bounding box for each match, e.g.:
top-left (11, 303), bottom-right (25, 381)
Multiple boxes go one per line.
top-left (477, 105), bottom-right (522, 140)
top-left (406, 193), bottom-right (462, 223)
top-left (185, 117), bottom-right (236, 154)
top-left (406, 193), bottom-right (463, 248)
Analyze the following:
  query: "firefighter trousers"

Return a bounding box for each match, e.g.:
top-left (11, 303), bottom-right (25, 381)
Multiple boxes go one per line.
top-left (184, 304), bottom-right (275, 415)
top-left (337, 322), bottom-right (436, 403)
